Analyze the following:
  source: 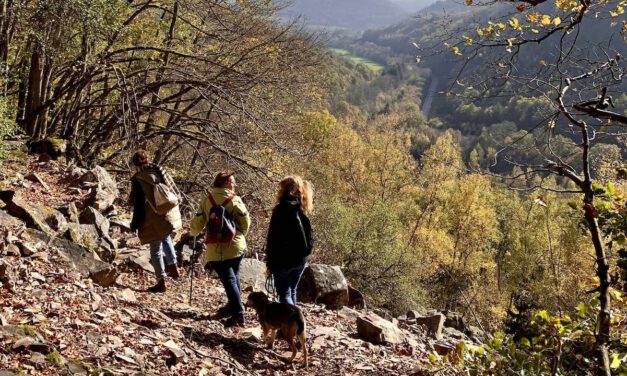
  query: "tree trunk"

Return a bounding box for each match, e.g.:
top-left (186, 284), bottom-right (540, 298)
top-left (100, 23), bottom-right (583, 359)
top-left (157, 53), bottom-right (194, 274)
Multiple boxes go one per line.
top-left (24, 39), bottom-right (43, 137)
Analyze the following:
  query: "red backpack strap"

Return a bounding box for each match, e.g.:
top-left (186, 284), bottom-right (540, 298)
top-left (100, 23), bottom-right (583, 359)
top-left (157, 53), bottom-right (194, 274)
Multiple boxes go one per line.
top-left (208, 193), bottom-right (217, 206)
top-left (222, 195), bottom-right (235, 207)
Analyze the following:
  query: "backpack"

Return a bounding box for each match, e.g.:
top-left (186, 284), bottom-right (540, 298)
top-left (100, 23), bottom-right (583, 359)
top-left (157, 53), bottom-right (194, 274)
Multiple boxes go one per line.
top-left (205, 193), bottom-right (237, 244)
top-left (153, 182), bottom-right (178, 215)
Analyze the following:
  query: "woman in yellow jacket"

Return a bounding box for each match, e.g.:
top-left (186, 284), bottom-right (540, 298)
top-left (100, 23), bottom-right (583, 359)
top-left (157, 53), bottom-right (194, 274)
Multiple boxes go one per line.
top-left (190, 170), bottom-right (251, 327)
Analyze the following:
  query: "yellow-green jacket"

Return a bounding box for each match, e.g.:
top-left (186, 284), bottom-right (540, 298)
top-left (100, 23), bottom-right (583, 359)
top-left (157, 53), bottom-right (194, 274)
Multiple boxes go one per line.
top-left (190, 187), bottom-right (251, 261)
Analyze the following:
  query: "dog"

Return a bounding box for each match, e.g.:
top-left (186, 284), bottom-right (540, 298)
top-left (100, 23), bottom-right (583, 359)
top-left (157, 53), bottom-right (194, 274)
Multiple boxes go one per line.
top-left (246, 291), bottom-right (308, 367)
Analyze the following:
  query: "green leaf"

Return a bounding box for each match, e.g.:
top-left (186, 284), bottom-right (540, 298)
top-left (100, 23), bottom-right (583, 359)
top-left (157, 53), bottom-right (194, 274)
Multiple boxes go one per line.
top-left (520, 337), bottom-right (531, 348)
top-left (611, 353), bottom-right (621, 369)
top-left (607, 182), bottom-right (616, 195)
top-left (576, 302), bottom-right (589, 317)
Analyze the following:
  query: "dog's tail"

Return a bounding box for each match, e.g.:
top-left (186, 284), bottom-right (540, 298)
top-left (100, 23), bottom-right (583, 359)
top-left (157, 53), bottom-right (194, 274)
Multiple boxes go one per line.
top-left (296, 309), bottom-right (305, 334)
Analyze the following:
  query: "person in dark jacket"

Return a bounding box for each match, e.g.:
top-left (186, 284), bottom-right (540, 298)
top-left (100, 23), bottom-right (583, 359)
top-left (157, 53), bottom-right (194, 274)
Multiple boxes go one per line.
top-left (130, 150), bottom-right (182, 293)
top-left (265, 175), bottom-right (314, 305)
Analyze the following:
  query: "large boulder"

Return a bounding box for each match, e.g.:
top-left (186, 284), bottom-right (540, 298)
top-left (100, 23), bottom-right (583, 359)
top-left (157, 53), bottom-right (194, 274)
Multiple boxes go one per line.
top-left (79, 207), bottom-right (110, 237)
top-left (80, 166), bottom-right (119, 211)
top-left (414, 313), bottom-right (445, 340)
top-left (356, 313), bottom-right (406, 345)
top-left (66, 223), bottom-right (100, 250)
top-left (1, 198), bottom-right (67, 235)
top-left (239, 258), bottom-right (267, 292)
top-left (444, 311), bottom-right (467, 333)
top-left (347, 285), bottom-right (366, 309)
top-left (297, 264), bottom-right (349, 309)
top-left (54, 237), bottom-right (118, 287)
top-left (26, 229), bottom-right (118, 287)
top-left (0, 209), bottom-right (24, 229)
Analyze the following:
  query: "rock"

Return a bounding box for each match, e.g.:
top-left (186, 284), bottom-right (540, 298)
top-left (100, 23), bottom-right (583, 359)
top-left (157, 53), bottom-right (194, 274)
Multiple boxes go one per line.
top-left (46, 233), bottom-right (118, 287)
top-left (0, 371), bottom-right (18, 376)
top-left (347, 285), bottom-right (366, 309)
top-left (79, 207), bottom-right (110, 238)
top-left (5, 243), bottom-right (20, 256)
top-left (66, 361), bottom-right (89, 375)
top-left (28, 352), bottom-right (47, 368)
top-left (178, 244), bottom-right (194, 265)
top-left (118, 288), bottom-right (137, 303)
top-left (2, 198), bottom-right (66, 235)
top-left (238, 258), bottom-right (267, 292)
top-left (80, 166), bottom-right (119, 211)
top-left (434, 342), bottom-right (456, 356)
top-left (17, 238), bottom-right (46, 256)
top-left (406, 309), bottom-right (429, 319)
top-left (24, 173), bottom-right (50, 191)
top-left (110, 219), bottom-right (132, 233)
top-left (163, 340), bottom-right (185, 365)
top-left (0, 209), bottom-right (24, 229)
top-left (443, 327), bottom-right (467, 340)
top-left (444, 311), bottom-right (466, 333)
top-left (373, 308), bottom-right (394, 322)
top-left (241, 327), bottom-right (263, 342)
top-left (27, 138), bottom-right (66, 160)
top-left (59, 202), bottom-right (80, 223)
top-left (129, 250), bottom-right (155, 275)
top-left (0, 259), bottom-right (11, 282)
top-left (338, 306), bottom-right (361, 320)
top-left (414, 314), bottom-right (445, 340)
top-left (66, 223), bottom-right (100, 251)
top-left (12, 336), bottom-right (34, 352)
top-left (467, 325), bottom-right (486, 342)
top-left (356, 313), bottom-right (406, 345)
top-left (297, 264), bottom-right (349, 309)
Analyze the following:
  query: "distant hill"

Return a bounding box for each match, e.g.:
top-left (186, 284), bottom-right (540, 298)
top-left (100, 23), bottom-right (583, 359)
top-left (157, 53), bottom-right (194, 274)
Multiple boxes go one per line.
top-left (279, 0), bottom-right (410, 29)
top-left (390, 0), bottom-right (442, 13)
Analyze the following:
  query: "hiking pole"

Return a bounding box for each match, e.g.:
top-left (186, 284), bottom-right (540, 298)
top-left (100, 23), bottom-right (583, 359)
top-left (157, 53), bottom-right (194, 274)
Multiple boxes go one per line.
top-left (189, 236), bottom-right (197, 306)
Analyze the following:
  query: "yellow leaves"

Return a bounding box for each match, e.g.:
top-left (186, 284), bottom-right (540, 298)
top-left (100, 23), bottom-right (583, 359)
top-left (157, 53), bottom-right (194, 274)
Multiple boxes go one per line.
top-left (463, 35), bottom-right (474, 45)
top-left (610, 5), bottom-right (625, 16)
top-left (496, 22), bottom-right (506, 30)
top-left (506, 37), bottom-right (517, 52)
top-left (476, 27), bottom-right (484, 37)
top-left (541, 15), bottom-right (552, 26)
top-left (553, 17), bottom-right (561, 26)
top-left (445, 42), bottom-right (462, 55)
top-left (556, 0), bottom-right (578, 11)
top-left (526, 12), bottom-right (541, 23)
top-left (539, 59), bottom-right (546, 66)
top-left (508, 17), bottom-right (521, 30)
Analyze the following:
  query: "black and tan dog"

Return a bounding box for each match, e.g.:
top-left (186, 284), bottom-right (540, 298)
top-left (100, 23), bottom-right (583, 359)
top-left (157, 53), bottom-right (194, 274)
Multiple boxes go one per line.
top-left (246, 291), bottom-right (308, 367)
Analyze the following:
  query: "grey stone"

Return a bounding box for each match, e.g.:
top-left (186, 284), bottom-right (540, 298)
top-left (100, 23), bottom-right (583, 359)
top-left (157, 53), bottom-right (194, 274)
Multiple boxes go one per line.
top-left (356, 313), bottom-right (406, 345)
top-left (238, 258), bottom-right (267, 292)
top-left (65, 223), bottom-right (100, 251)
top-left (129, 250), bottom-right (155, 275)
top-left (444, 311), bottom-right (466, 333)
top-left (414, 314), bottom-right (445, 340)
top-left (80, 166), bottom-right (119, 211)
top-left (79, 207), bottom-right (110, 238)
top-left (347, 285), bottom-right (366, 309)
top-left (2, 198), bottom-right (66, 235)
top-left (0, 209), bottom-right (24, 229)
top-left (297, 264), bottom-right (349, 309)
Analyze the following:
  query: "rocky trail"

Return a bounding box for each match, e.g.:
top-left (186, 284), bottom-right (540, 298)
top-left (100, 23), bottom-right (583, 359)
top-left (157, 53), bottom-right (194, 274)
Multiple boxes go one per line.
top-left (0, 144), bottom-right (476, 375)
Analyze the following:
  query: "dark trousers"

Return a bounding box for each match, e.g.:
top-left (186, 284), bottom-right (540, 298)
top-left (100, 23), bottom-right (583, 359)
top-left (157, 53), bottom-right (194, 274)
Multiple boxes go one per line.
top-left (210, 256), bottom-right (244, 320)
top-left (273, 262), bottom-right (306, 305)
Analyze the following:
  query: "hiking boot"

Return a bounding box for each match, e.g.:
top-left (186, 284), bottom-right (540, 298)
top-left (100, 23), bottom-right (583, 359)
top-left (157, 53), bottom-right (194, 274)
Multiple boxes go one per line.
top-left (166, 264), bottom-right (180, 280)
top-left (223, 316), bottom-right (245, 328)
top-left (147, 279), bottom-right (166, 293)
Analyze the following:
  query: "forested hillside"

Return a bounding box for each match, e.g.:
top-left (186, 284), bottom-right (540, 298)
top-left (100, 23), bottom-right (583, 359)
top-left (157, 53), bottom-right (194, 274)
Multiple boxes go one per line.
top-left (1, 0), bottom-right (627, 375)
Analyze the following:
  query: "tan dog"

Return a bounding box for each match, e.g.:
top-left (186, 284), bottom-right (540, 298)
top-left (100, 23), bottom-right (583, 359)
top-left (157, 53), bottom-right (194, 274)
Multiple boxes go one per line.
top-left (246, 291), bottom-right (308, 367)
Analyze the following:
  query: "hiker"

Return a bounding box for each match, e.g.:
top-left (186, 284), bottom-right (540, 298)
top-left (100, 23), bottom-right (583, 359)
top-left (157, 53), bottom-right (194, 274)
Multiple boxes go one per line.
top-left (265, 176), bottom-right (314, 305)
top-left (129, 150), bottom-right (182, 293)
top-left (190, 170), bottom-right (251, 327)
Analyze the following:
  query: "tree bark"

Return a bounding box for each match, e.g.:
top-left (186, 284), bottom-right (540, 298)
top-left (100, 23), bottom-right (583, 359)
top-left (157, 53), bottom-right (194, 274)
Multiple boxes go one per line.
top-left (24, 39), bottom-right (43, 137)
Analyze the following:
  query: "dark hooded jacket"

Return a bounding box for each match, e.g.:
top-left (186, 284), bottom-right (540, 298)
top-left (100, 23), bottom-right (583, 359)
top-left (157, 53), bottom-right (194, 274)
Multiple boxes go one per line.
top-left (265, 195), bottom-right (313, 271)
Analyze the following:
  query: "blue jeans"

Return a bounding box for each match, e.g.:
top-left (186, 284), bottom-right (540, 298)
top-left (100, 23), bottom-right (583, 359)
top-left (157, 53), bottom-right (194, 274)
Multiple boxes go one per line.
top-left (149, 234), bottom-right (177, 280)
top-left (273, 263), bottom-right (306, 305)
top-left (210, 256), bottom-right (244, 321)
